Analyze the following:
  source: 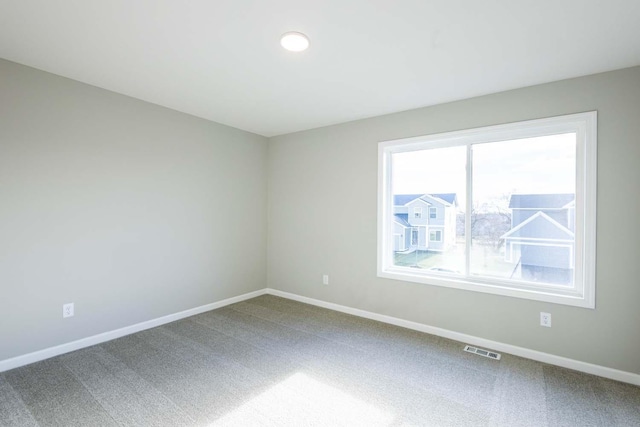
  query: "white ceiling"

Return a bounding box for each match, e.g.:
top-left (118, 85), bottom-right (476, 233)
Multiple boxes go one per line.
top-left (1, 1), bottom-right (639, 137)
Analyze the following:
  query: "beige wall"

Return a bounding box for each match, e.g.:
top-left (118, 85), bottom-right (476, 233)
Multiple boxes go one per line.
top-left (268, 66), bottom-right (640, 374)
top-left (2, 57), bottom-right (639, 376)
top-left (0, 59), bottom-right (268, 361)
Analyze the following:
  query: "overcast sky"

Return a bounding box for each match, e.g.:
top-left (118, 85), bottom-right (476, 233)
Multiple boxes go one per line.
top-left (392, 133), bottom-right (576, 211)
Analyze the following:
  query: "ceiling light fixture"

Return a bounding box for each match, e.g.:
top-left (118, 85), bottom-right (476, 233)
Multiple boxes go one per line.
top-left (280, 32), bottom-right (309, 52)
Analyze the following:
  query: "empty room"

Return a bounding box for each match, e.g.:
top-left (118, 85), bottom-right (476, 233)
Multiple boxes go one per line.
top-left (1, 1), bottom-right (639, 426)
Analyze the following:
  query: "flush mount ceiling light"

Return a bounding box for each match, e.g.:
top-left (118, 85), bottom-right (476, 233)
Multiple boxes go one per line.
top-left (280, 31), bottom-right (309, 52)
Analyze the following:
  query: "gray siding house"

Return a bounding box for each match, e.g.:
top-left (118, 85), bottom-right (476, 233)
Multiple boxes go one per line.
top-left (393, 194), bottom-right (457, 252)
top-left (501, 194), bottom-right (575, 284)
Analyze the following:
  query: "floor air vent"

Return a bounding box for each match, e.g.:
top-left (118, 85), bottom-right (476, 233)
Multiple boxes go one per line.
top-left (464, 345), bottom-right (501, 360)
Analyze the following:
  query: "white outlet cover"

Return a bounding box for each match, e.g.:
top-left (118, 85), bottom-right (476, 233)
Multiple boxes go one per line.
top-left (322, 275), bottom-right (329, 285)
top-left (540, 312), bottom-right (551, 327)
top-left (63, 303), bottom-right (74, 318)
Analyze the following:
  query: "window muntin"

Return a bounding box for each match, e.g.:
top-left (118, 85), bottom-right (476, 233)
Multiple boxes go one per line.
top-left (429, 207), bottom-right (437, 219)
top-left (429, 230), bottom-right (442, 242)
top-left (378, 112), bottom-right (597, 308)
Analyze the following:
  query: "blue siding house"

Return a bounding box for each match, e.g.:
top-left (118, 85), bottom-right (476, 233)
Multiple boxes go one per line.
top-left (393, 193), bottom-right (457, 252)
top-left (501, 194), bottom-right (575, 284)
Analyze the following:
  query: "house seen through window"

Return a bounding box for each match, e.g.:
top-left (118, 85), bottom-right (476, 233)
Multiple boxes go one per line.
top-left (378, 112), bottom-right (597, 308)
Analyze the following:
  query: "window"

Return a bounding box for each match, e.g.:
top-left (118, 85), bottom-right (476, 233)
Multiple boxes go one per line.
top-left (378, 112), bottom-right (597, 308)
top-left (413, 207), bottom-right (422, 219)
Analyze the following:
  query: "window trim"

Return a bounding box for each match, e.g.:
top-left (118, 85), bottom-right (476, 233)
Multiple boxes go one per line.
top-left (429, 229), bottom-right (442, 242)
top-left (413, 207), bottom-right (422, 219)
top-left (377, 112), bottom-right (597, 309)
top-left (429, 207), bottom-right (437, 219)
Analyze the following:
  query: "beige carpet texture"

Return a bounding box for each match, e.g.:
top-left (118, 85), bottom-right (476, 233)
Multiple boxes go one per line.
top-left (1, 295), bottom-right (639, 426)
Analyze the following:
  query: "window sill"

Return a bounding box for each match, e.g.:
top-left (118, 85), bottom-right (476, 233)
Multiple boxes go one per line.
top-left (378, 267), bottom-right (594, 308)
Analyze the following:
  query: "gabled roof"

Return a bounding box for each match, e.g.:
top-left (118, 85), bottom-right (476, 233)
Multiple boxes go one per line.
top-left (430, 193), bottom-right (457, 206)
top-left (509, 194), bottom-right (575, 209)
top-left (421, 194), bottom-right (452, 207)
top-left (394, 214), bottom-right (411, 228)
top-left (501, 211), bottom-right (574, 240)
top-left (393, 194), bottom-right (425, 206)
top-left (394, 193), bottom-right (457, 207)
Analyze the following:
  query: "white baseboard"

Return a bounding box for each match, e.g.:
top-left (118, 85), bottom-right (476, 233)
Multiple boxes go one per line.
top-left (265, 288), bottom-right (640, 387)
top-left (0, 289), bottom-right (267, 373)
top-left (3, 287), bottom-right (639, 387)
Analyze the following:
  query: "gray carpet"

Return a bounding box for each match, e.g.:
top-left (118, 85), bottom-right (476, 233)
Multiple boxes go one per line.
top-left (1, 295), bottom-right (639, 426)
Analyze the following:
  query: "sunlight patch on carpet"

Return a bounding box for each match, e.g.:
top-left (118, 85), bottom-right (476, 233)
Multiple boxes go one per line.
top-left (212, 372), bottom-right (394, 426)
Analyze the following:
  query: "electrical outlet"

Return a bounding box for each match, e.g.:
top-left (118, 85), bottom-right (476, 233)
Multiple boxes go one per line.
top-left (63, 303), bottom-right (74, 318)
top-left (540, 312), bottom-right (551, 327)
top-left (322, 274), bottom-right (329, 285)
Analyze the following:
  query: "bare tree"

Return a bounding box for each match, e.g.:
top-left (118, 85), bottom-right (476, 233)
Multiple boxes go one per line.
top-left (471, 194), bottom-right (512, 250)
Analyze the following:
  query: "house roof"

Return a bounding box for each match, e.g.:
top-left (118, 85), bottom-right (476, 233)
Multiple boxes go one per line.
top-left (394, 214), bottom-right (411, 228)
top-left (430, 193), bottom-right (457, 205)
top-left (394, 193), bottom-right (456, 207)
top-left (393, 194), bottom-right (425, 206)
top-left (501, 211), bottom-right (574, 240)
top-left (509, 194), bottom-right (575, 209)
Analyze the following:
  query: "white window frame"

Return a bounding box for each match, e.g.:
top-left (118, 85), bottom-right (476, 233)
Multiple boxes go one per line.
top-left (429, 207), bottom-right (437, 219)
top-left (429, 229), bottom-right (442, 242)
top-left (413, 207), bottom-right (422, 219)
top-left (377, 112), bottom-right (597, 308)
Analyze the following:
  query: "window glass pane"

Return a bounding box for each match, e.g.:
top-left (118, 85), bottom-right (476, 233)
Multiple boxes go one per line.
top-left (470, 133), bottom-right (576, 286)
top-left (390, 146), bottom-right (466, 273)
